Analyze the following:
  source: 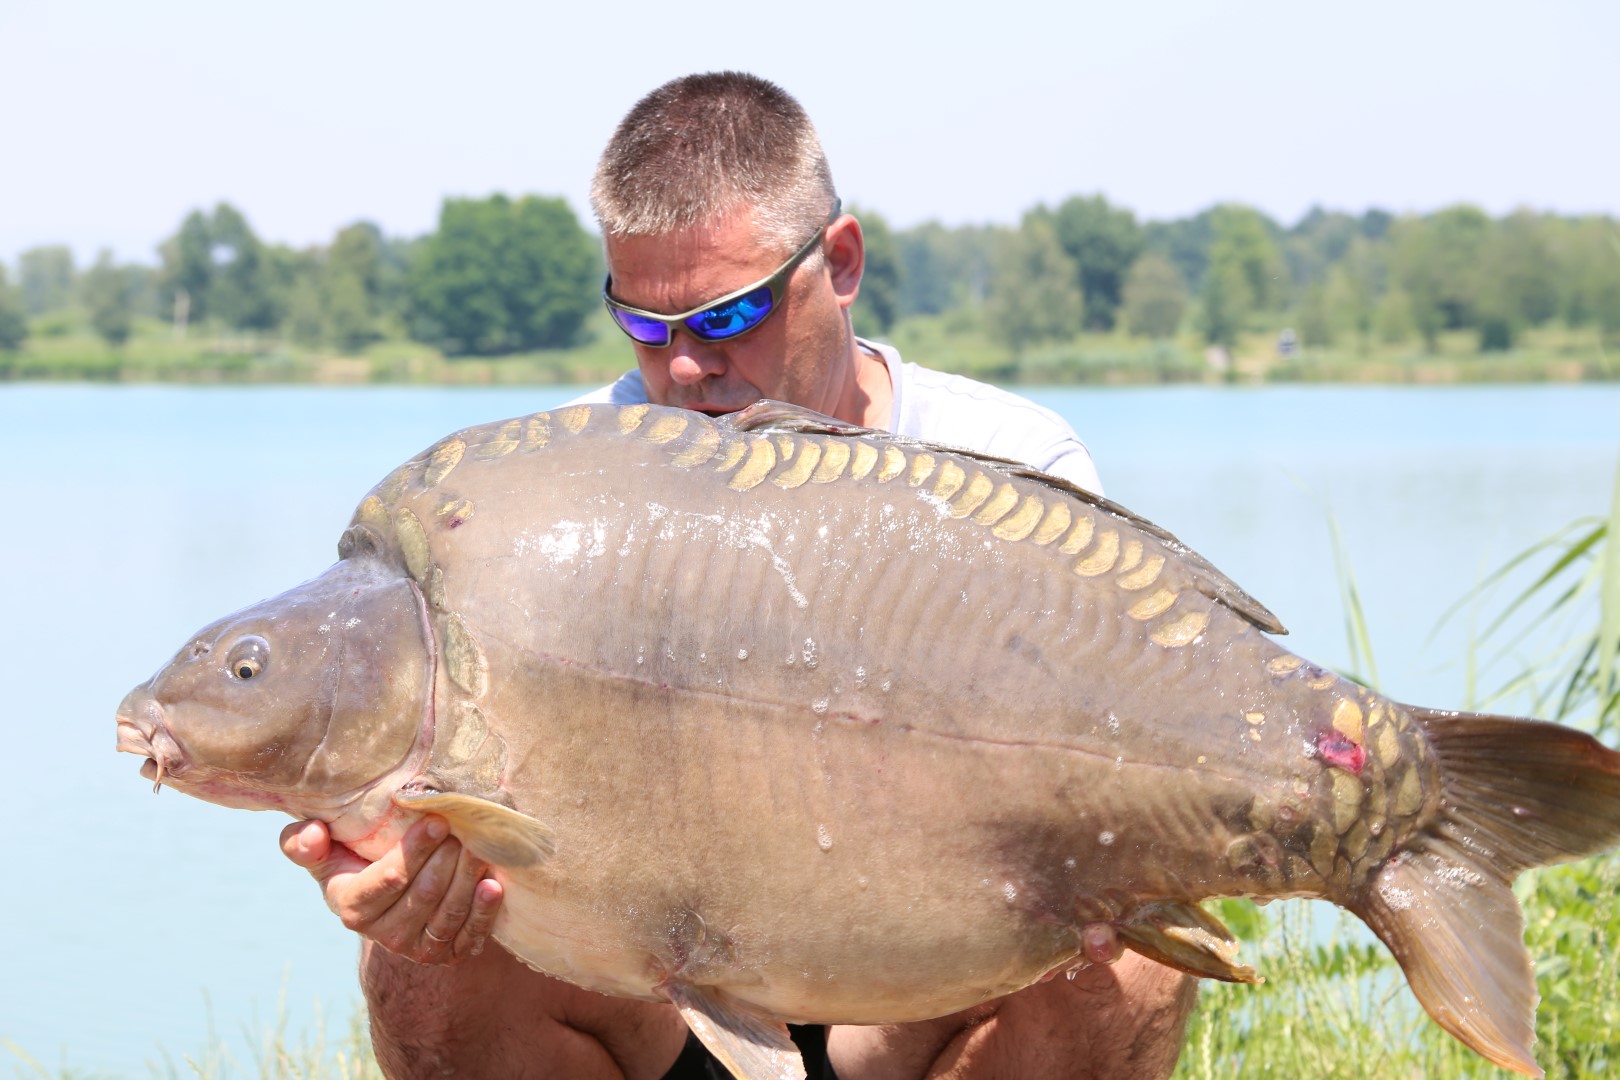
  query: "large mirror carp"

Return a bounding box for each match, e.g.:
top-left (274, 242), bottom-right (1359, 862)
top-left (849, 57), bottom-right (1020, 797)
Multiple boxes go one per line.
top-left (117, 401), bottom-right (1620, 1079)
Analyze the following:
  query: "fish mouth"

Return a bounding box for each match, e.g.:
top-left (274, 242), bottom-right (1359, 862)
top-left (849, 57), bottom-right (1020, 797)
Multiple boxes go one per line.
top-left (116, 690), bottom-right (186, 793)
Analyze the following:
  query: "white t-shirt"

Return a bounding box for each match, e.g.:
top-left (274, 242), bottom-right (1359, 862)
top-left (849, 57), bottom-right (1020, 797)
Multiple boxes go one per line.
top-left (568, 338), bottom-right (1103, 494)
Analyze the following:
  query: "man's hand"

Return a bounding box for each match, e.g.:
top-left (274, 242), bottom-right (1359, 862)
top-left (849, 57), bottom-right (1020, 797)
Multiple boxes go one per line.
top-left (279, 816), bottom-right (503, 964)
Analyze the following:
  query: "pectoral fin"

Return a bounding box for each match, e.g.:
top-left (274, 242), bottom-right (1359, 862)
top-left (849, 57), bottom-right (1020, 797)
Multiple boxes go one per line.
top-left (665, 982), bottom-right (806, 1080)
top-left (391, 790), bottom-right (555, 867)
top-left (1118, 900), bottom-right (1261, 984)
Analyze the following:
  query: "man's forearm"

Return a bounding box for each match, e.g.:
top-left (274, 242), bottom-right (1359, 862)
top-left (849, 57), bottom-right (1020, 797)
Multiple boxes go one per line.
top-left (360, 939), bottom-right (693, 1080)
top-left (361, 940), bottom-right (517, 1076)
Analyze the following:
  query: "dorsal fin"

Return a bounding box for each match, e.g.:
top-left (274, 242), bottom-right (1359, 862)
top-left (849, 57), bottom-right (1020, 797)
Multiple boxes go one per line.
top-left (720, 399), bottom-right (1286, 635)
top-left (723, 399), bottom-right (873, 437)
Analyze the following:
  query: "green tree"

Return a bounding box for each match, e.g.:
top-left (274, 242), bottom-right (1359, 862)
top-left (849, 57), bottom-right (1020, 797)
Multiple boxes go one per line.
top-left (1283, 206), bottom-right (1386, 293)
top-left (896, 222), bottom-right (999, 317)
top-left (1324, 236), bottom-right (1385, 349)
top-left (1210, 204), bottom-right (1287, 312)
top-left (986, 216), bottom-right (1084, 353)
top-left (124, 265), bottom-right (162, 322)
top-left (1196, 204), bottom-right (1285, 346)
top-left (1120, 252), bottom-right (1187, 339)
top-left (208, 203), bottom-right (279, 331)
top-left (1198, 258), bottom-right (1251, 348)
top-left (81, 249), bottom-right (134, 346)
top-left (324, 222), bottom-right (387, 351)
top-left (1475, 210), bottom-right (1560, 350)
top-left (1551, 216), bottom-right (1620, 342)
top-left (325, 273), bottom-right (374, 352)
top-left (157, 203), bottom-right (281, 333)
top-left (18, 245), bottom-right (76, 315)
top-left (1298, 282), bottom-right (1335, 347)
top-left (411, 194), bottom-right (598, 354)
top-left (1375, 287), bottom-right (1417, 345)
top-left (1143, 209), bottom-right (1216, 294)
top-left (275, 245), bottom-right (326, 348)
top-left (1359, 207), bottom-right (1395, 241)
top-left (0, 264), bottom-right (28, 350)
top-left (159, 209), bottom-right (215, 329)
top-left (1390, 206), bottom-right (1490, 352)
top-left (848, 204), bottom-right (900, 336)
top-left (1046, 195), bottom-right (1143, 330)
top-left (283, 269), bottom-right (326, 348)
top-left (896, 221), bottom-right (956, 317)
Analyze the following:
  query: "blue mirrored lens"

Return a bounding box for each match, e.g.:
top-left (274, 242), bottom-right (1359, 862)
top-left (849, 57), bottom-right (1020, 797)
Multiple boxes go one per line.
top-left (685, 286), bottom-right (774, 341)
top-left (610, 308), bottom-right (673, 346)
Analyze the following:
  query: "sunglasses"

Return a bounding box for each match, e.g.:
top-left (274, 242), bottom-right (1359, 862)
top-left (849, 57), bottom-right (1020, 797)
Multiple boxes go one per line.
top-left (603, 200), bottom-right (842, 347)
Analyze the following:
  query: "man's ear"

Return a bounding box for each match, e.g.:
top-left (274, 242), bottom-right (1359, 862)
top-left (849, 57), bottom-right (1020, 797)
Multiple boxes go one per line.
top-left (824, 213), bottom-right (865, 311)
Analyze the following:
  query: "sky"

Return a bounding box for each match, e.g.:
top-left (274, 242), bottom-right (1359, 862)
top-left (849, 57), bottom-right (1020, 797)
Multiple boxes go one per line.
top-left (3, 0), bottom-right (1616, 268)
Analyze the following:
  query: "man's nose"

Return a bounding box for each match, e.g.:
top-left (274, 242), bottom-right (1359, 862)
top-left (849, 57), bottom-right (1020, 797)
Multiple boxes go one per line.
top-left (666, 334), bottom-right (726, 385)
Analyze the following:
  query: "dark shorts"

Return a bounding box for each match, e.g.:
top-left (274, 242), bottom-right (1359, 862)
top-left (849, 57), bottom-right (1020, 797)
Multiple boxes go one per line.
top-left (660, 1024), bottom-right (839, 1080)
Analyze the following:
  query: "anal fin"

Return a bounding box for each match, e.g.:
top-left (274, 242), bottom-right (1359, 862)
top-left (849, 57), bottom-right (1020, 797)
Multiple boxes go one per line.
top-left (665, 982), bottom-right (806, 1080)
top-left (1118, 900), bottom-right (1261, 984)
top-left (1354, 848), bottom-right (1542, 1077)
top-left (390, 790), bottom-right (555, 867)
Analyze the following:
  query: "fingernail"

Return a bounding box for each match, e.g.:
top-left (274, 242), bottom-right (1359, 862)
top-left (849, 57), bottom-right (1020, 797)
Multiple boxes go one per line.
top-left (472, 940), bottom-right (484, 956)
top-left (426, 817), bottom-right (448, 841)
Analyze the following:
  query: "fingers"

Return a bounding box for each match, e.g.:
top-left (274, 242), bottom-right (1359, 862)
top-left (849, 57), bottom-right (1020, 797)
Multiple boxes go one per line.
top-left (420, 847), bottom-right (504, 963)
top-left (337, 815), bottom-right (456, 934)
top-left (447, 877), bottom-right (503, 962)
top-left (280, 818), bottom-right (329, 867)
top-left (277, 815), bottom-right (503, 965)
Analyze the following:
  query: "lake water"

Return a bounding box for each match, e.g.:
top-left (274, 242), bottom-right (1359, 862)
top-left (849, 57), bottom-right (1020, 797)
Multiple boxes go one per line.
top-left (3, 382), bottom-right (1617, 1074)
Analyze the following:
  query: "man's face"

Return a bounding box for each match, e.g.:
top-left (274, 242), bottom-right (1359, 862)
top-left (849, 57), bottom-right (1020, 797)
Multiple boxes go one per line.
top-left (602, 210), bottom-right (859, 418)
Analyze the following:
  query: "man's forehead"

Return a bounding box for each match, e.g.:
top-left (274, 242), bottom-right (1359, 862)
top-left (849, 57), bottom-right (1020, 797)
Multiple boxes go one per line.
top-left (604, 214), bottom-right (783, 308)
top-left (604, 209), bottom-right (769, 259)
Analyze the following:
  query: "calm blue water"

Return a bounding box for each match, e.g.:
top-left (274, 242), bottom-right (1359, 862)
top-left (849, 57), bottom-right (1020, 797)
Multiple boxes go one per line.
top-left (2, 382), bottom-right (1616, 1074)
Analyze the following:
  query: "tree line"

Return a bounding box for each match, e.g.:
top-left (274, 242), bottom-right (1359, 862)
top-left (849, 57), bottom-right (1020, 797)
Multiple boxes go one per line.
top-left (0, 195), bottom-right (601, 356)
top-left (2, 193), bottom-right (1617, 358)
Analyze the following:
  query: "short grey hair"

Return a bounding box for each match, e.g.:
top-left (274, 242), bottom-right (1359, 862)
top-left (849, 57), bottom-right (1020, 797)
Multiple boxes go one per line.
top-left (591, 72), bottom-right (838, 251)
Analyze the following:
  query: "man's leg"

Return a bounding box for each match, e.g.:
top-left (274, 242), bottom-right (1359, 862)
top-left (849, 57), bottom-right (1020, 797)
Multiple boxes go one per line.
top-left (826, 954), bottom-right (1196, 1080)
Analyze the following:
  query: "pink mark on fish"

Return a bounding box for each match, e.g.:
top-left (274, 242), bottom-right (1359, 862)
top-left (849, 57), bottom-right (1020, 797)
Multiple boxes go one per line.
top-left (1316, 729), bottom-right (1366, 775)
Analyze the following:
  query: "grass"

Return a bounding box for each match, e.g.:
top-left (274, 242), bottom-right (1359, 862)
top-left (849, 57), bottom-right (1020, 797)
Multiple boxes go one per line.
top-left (1178, 855), bottom-right (1620, 1079)
top-left (5, 999), bottom-right (382, 1080)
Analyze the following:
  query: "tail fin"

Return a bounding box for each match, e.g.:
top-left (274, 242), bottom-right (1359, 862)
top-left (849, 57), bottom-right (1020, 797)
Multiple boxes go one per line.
top-left (1350, 708), bottom-right (1620, 1078)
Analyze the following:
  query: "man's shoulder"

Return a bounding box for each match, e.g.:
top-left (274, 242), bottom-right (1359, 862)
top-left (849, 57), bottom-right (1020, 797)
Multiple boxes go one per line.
top-left (899, 363), bottom-right (1068, 429)
top-left (881, 348), bottom-right (1102, 494)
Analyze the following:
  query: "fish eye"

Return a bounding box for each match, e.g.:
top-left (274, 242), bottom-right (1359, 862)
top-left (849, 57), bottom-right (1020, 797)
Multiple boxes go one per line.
top-left (226, 636), bottom-right (270, 681)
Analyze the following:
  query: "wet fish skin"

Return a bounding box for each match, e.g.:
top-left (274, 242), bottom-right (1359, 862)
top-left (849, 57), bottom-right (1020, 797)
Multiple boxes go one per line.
top-left (116, 401), bottom-right (1620, 1080)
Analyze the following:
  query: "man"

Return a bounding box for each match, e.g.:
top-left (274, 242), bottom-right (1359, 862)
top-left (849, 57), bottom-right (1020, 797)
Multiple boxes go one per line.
top-left (281, 72), bottom-right (1195, 1078)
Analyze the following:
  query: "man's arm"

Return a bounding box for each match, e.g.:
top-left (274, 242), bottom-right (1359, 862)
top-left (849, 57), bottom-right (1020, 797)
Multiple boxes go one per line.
top-left (281, 817), bottom-right (517, 1072)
